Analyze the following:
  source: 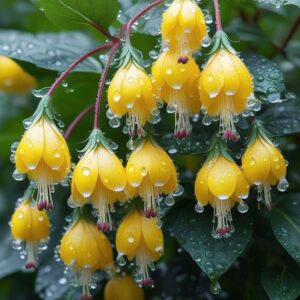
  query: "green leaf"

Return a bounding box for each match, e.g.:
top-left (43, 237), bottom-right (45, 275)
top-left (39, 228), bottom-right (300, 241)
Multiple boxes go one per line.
top-left (259, 100), bottom-right (300, 135)
top-left (257, 0), bottom-right (300, 8)
top-left (39, 0), bottom-right (119, 30)
top-left (241, 53), bottom-right (294, 103)
top-left (167, 201), bottom-right (253, 285)
top-left (119, 0), bottom-right (164, 36)
top-left (0, 30), bottom-right (102, 73)
top-left (271, 193), bottom-right (300, 263)
top-left (261, 262), bottom-right (300, 300)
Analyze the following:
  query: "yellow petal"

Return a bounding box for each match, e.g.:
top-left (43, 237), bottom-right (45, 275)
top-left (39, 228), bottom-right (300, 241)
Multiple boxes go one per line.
top-left (207, 156), bottom-right (238, 199)
top-left (194, 164), bottom-right (213, 206)
top-left (116, 210), bottom-right (142, 259)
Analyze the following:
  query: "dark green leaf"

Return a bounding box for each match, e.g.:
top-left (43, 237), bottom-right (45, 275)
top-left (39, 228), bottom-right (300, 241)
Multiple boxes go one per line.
top-left (271, 193), bottom-right (300, 263)
top-left (39, 0), bottom-right (119, 30)
top-left (241, 53), bottom-right (293, 103)
top-left (257, 0), bottom-right (300, 8)
top-left (167, 201), bottom-right (253, 283)
top-left (259, 100), bottom-right (300, 135)
top-left (0, 30), bottom-right (102, 73)
top-left (261, 262), bottom-right (300, 300)
top-left (119, 0), bottom-right (164, 36)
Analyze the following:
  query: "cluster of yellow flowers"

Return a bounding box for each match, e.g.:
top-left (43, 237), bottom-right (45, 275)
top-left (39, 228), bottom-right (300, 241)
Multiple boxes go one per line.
top-left (7, 0), bottom-right (289, 299)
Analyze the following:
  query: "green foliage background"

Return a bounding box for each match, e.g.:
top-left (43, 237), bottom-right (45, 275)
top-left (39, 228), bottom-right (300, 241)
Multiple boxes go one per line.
top-left (0, 0), bottom-right (300, 299)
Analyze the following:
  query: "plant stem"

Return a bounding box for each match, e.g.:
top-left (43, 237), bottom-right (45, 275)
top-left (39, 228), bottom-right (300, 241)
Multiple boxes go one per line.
top-left (213, 0), bottom-right (223, 32)
top-left (89, 22), bottom-right (118, 41)
top-left (47, 43), bottom-right (113, 97)
top-left (278, 16), bottom-right (300, 53)
top-left (93, 42), bottom-right (120, 129)
top-left (64, 104), bottom-right (94, 140)
top-left (126, 0), bottom-right (164, 41)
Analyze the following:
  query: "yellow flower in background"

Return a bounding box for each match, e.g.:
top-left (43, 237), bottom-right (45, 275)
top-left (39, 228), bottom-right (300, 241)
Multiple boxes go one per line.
top-left (71, 130), bottom-right (128, 231)
top-left (152, 49), bottom-right (201, 138)
top-left (199, 48), bottom-right (253, 140)
top-left (108, 61), bottom-right (156, 137)
top-left (104, 275), bottom-right (145, 300)
top-left (0, 56), bottom-right (36, 94)
top-left (161, 0), bottom-right (207, 54)
top-left (60, 215), bottom-right (113, 299)
top-left (126, 137), bottom-right (178, 217)
top-left (116, 209), bottom-right (164, 286)
top-left (11, 197), bottom-right (50, 269)
top-left (242, 127), bottom-right (288, 209)
top-left (194, 145), bottom-right (249, 238)
top-left (15, 116), bottom-right (71, 210)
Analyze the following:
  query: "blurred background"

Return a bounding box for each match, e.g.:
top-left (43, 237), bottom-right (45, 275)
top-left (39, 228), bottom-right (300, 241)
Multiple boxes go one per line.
top-left (0, 0), bottom-right (300, 299)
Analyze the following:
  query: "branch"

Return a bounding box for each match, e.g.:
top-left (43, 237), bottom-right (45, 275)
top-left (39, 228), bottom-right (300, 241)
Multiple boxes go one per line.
top-left (126, 0), bottom-right (164, 41)
top-left (278, 16), bottom-right (300, 53)
top-left (64, 104), bottom-right (94, 140)
top-left (47, 43), bottom-right (113, 97)
top-left (93, 42), bottom-right (120, 129)
top-left (213, 0), bottom-right (223, 32)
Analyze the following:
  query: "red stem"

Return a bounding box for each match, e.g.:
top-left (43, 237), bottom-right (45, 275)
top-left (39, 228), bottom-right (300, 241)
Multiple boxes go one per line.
top-left (278, 16), bottom-right (300, 53)
top-left (213, 0), bottom-right (223, 32)
top-left (47, 43), bottom-right (113, 97)
top-left (64, 104), bottom-right (94, 140)
top-left (126, 0), bottom-right (164, 41)
top-left (93, 42), bottom-right (120, 129)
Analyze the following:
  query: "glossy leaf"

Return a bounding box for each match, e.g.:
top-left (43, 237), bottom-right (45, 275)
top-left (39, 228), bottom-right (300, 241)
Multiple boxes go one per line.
top-left (259, 100), bottom-right (300, 135)
top-left (271, 193), bottom-right (300, 263)
top-left (0, 30), bottom-right (102, 73)
top-left (261, 262), bottom-right (300, 300)
top-left (39, 0), bottom-right (119, 30)
top-left (167, 201), bottom-right (253, 284)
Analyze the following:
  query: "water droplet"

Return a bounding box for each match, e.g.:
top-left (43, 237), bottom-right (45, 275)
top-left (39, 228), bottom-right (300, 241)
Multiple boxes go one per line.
top-left (12, 170), bottom-right (26, 181)
top-left (195, 203), bottom-right (205, 213)
top-left (109, 117), bottom-right (121, 128)
top-left (165, 195), bottom-right (175, 206)
top-left (113, 91), bottom-right (121, 102)
top-left (237, 201), bottom-right (249, 214)
top-left (81, 167), bottom-right (91, 176)
top-left (210, 281), bottom-right (221, 295)
top-left (11, 142), bottom-right (19, 153)
top-left (201, 36), bottom-right (211, 48)
top-left (127, 234), bottom-right (135, 243)
top-left (248, 158), bottom-right (256, 166)
top-left (277, 177), bottom-right (289, 192)
top-left (140, 167), bottom-right (148, 177)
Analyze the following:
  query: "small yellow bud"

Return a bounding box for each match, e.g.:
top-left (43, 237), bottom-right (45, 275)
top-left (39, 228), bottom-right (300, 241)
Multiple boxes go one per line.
top-left (104, 275), bottom-right (144, 300)
top-left (0, 56), bottom-right (36, 94)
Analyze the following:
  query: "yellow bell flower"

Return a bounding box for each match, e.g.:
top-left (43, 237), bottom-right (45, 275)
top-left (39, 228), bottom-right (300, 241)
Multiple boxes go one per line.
top-left (161, 0), bottom-right (207, 54)
top-left (71, 131), bottom-right (128, 231)
top-left (199, 48), bottom-right (253, 140)
top-left (194, 148), bottom-right (249, 238)
top-left (151, 49), bottom-right (201, 137)
top-left (11, 197), bottom-right (50, 269)
top-left (104, 275), bottom-right (144, 300)
top-left (242, 133), bottom-right (288, 209)
top-left (15, 115), bottom-right (71, 210)
top-left (108, 61), bottom-right (156, 137)
top-left (126, 137), bottom-right (178, 217)
top-left (116, 209), bottom-right (163, 286)
top-left (0, 56), bottom-right (36, 94)
top-left (60, 215), bottom-right (113, 299)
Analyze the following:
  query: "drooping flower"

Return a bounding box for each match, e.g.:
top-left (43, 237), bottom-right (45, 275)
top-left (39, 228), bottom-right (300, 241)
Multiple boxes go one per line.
top-left (14, 96), bottom-right (71, 210)
top-left (161, 0), bottom-right (207, 54)
top-left (152, 49), bottom-right (201, 138)
top-left (194, 138), bottom-right (250, 238)
top-left (242, 121), bottom-right (288, 209)
top-left (0, 56), bottom-right (36, 94)
top-left (11, 191), bottom-right (50, 269)
top-left (60, 211), bottom-right (114, 300)
top-left (71, 128), bottom-right (128, 231)
top-left (116, 209), bottom-right (164, 286)
top-left (108, 57), bottom-right (156, 137)
top-left (126, 137), bottom-right (178, 217)
top-left (199, 31), bottom-right (253, 141)
top-left (104, 275), bottom-right (145, 300)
